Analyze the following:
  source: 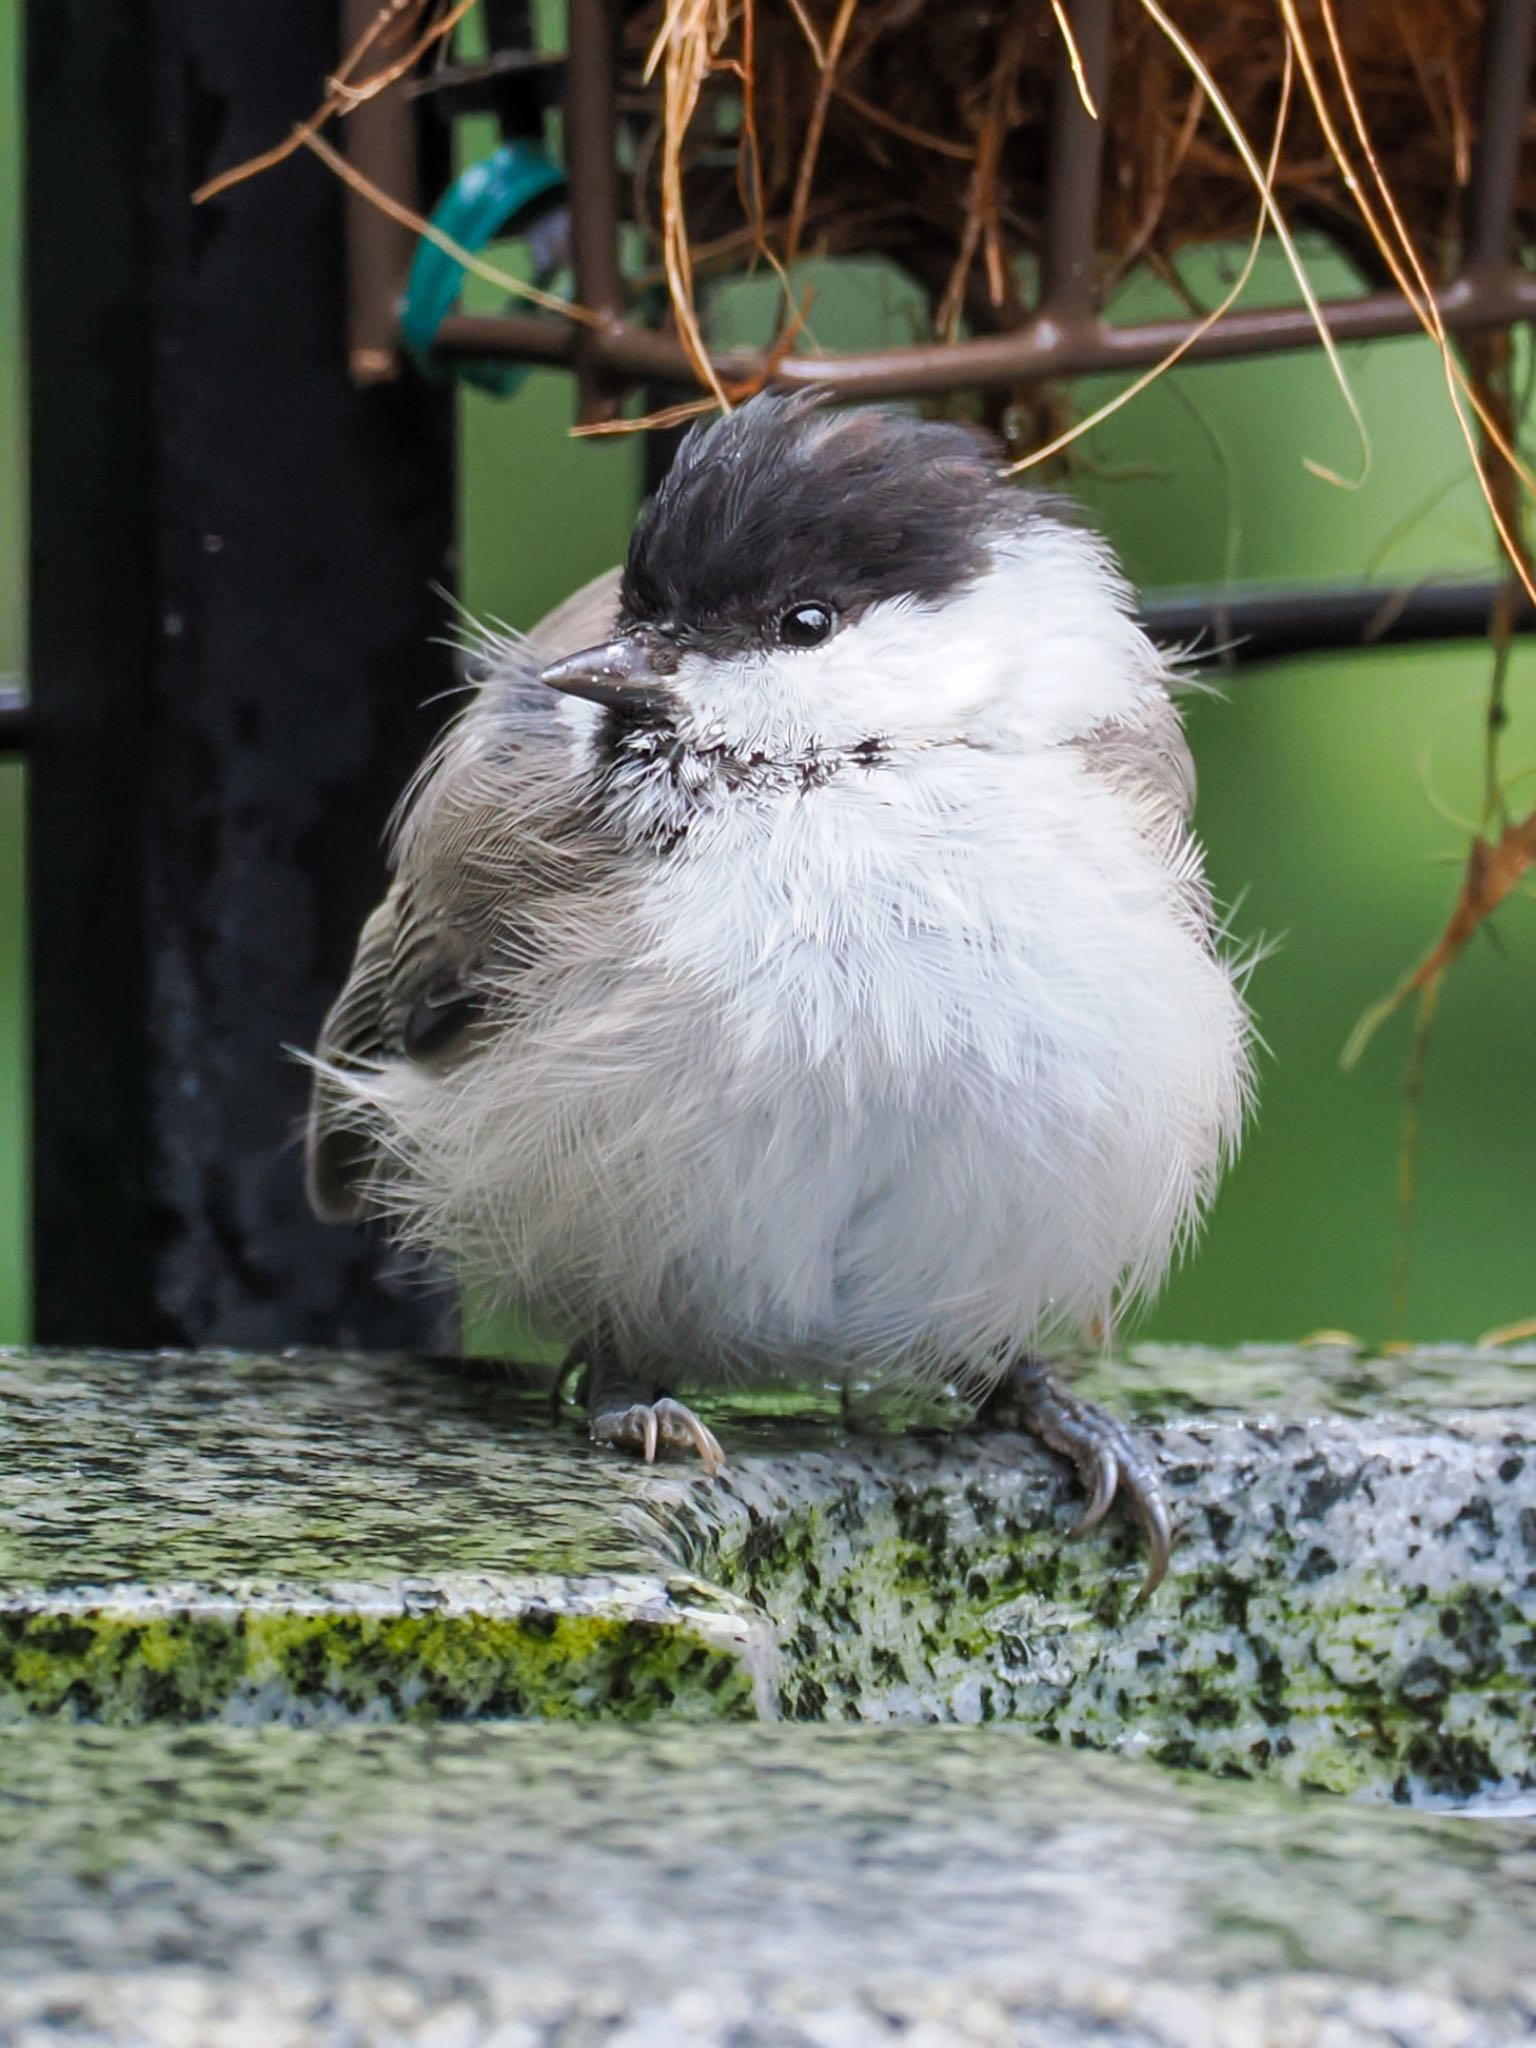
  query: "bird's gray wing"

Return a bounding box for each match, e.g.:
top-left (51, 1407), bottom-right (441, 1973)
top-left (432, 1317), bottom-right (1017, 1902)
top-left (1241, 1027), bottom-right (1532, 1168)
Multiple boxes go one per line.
top-left (1072, 689), bottom-right (1196, 854)
top-left (526, 564), bottom-right (623, 661)
top-left (305, 847), bottom-right (496, 1222)
top-left (1072, 689), bottom-right (1217, 944)
top-left (305, 571), bottom-right (622, 1223)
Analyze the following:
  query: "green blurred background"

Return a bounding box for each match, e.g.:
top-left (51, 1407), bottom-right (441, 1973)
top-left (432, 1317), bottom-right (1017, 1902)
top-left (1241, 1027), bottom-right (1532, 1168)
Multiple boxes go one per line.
top-left (1, 3), bottom-right (1532, 1349)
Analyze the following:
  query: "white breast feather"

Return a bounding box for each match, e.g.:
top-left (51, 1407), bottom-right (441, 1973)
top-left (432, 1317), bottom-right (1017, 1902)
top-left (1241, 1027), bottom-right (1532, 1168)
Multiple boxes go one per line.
top-left (337, 541), bottom-right (1254, 1394)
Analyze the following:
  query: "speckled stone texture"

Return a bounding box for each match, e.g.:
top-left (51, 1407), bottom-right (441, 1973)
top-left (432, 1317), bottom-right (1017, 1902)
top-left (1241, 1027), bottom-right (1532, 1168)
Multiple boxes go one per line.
top-left (3, 1345), bottom-right (1536, 1802)
top-left (4, 1346), bottom-right (1536, 2046)
top-left (0, 1721), bottom-right (1533, 2047)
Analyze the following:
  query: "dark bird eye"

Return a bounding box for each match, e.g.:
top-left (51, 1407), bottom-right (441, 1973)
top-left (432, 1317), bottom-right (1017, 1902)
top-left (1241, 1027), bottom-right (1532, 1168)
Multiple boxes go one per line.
top-left (778, 602), bottom-right (836, 650)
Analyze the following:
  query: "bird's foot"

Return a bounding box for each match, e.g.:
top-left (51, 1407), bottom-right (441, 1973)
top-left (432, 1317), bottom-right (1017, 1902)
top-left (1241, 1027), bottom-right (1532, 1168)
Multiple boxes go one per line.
top-left (983, 1354), bottom-right (1172, 1604)
top-left (589, 1393), bottom-right (726, 1475)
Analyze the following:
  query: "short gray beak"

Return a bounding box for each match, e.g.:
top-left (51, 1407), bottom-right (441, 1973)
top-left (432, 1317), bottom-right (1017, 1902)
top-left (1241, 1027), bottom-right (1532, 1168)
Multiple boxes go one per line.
top-left (539, 636), bottom-right (674, 714)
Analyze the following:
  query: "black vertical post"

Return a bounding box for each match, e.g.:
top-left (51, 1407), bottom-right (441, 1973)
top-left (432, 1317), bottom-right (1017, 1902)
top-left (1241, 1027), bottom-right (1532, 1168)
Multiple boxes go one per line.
top-left (27, 1), bottom-right (456, 1347)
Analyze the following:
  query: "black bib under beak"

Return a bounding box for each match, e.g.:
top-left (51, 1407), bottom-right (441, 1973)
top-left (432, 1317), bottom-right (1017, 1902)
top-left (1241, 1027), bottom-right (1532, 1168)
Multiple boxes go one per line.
top-left (539, 637), bottom-right (676, 714)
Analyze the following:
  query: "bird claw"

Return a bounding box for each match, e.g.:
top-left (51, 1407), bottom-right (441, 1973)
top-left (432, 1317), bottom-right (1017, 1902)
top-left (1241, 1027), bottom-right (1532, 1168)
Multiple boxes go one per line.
top-left (986, 1359), bottom-right (1173, 1604)
top-left (1071, 1441), bottom-right (1119, 1535)
top-left (589, 1396), bottom-right (726, 1476)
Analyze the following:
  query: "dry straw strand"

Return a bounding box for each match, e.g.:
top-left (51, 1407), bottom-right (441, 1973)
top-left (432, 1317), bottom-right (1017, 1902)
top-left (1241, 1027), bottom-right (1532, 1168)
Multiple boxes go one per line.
top-left (647, 0), bottom-right (734, 405)
top-left (785, 0), bottom-right (861, 268)
top-left (1133, 0), bottom-right (1371, 490)
top-left (1281, 0), bottom-right (1536, 592)
top-left (1049, 0), bottom-right (1100, 120)
top-left (1009, 41), bottom-right (1296, 478)
top-left (193, 0), bottom-right (477, 205)
top-left (301, 127), bottom-right (604, 325)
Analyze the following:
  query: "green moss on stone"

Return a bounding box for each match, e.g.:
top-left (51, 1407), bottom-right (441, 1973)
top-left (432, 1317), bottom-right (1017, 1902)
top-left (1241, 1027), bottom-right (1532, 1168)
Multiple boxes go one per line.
top-left (0, 1604), bottom-right (758, 1726)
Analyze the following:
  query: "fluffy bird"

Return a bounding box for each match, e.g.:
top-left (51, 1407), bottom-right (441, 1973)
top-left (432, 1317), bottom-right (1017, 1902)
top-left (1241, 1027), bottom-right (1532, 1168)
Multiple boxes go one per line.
top-left (306, 393), bottom-right (1252, 1595)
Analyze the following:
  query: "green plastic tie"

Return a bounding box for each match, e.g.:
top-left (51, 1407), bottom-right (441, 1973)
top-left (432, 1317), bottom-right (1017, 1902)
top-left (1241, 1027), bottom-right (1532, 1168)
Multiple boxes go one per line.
top-left (400, 140), bottom-right (567, 397)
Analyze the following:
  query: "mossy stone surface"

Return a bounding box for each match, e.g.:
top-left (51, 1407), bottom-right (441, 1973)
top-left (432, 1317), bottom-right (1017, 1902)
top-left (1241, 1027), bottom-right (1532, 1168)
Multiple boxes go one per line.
top-left (0, 1348), bottom-right (772, 1726)
top-left (4, 1343), bottom-right (1535, 1802)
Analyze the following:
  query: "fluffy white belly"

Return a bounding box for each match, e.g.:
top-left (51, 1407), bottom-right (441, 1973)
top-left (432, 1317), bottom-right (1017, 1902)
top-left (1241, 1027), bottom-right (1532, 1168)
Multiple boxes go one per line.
top-left (387, 752), bottom-right (1248, 1386)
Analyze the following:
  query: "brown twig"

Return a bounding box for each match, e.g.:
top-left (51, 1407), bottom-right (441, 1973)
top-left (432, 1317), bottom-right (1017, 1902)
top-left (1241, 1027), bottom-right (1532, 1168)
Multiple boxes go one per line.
top-left (193, 0), bottom-right (476, 204)
top-left (1341, 325), bottom-right (1535, 1326)
top-left (1342, 808), bottom-right (1536, 1075)
top-left (784, 0), bottom-right (860, 269)
top-left (1389, 973), bottom-right (1442, 1336)
top-left (831, 82), bottom-right (975, 162)
top-left (935, 16), bottom-right (1029, 340)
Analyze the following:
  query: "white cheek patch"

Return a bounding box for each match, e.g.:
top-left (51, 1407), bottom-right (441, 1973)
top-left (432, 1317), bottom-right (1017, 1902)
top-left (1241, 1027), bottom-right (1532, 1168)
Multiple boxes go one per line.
top-left (658, 521), bottom-right (1165, 759)
top-left (672, 646), bottom-right (825, 758)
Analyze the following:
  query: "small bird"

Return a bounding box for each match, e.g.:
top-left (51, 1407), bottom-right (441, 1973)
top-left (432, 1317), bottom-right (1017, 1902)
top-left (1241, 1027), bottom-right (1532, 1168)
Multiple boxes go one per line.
top-left (306, 393), bottom-right (1252, 1596)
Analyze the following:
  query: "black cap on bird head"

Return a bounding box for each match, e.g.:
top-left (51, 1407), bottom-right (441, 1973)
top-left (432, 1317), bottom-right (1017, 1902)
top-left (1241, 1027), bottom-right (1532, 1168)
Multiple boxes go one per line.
top-left (539, 393), bottom-right (1014, 710)
top-left (622, 392), bottom-right (1008, 646)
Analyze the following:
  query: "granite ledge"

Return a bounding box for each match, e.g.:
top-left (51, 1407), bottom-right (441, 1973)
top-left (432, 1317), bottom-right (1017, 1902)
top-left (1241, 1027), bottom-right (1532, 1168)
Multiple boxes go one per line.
top-left (3, 1343), bottom-right (1535, 1802)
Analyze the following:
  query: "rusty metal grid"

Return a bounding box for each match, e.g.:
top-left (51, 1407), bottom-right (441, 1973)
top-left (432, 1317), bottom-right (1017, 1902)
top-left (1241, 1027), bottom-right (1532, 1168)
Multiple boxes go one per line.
top-left (399, 0), bottom-right (1536, 415)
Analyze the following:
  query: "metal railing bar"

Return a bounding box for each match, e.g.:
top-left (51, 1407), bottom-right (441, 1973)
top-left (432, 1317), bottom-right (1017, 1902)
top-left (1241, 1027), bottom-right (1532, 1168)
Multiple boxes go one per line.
top-left (434, 262), bottom-right (1536, 396)
top-left (564, 0), bottom-right (624, 421)
top-left (341, 0), bottom-right (421, 383)
top-left (1142, 576), bottom-right (1534, 665)
top-left (1040, 0), bottom-right (1114, 323)
top-left (1465, 0), bottom-right (1535, 279)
